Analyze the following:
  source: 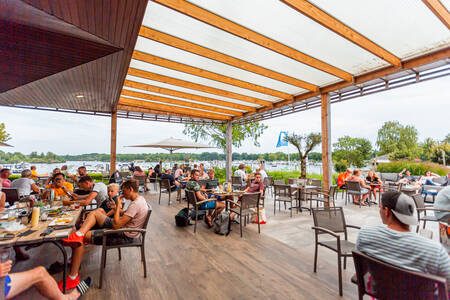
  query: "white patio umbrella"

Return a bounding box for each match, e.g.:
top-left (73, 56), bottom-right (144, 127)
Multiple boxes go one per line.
top-left (127, 137), bottom-right (213, 154)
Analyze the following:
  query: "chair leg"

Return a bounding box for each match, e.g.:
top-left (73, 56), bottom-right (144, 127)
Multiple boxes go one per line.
top-left (168, 191), bottom-right (171, 206)
top-left (337, 254), bottom-right (343, 297)
top-left (257, 207), bottom-right (260, 234)
top-left (290, 201), bottom-right (292, 218)
top-left (194, 208), bottom-right (198, 233)
top-left (313, 242), bottom-right (318, 273)
top-left (423, 219), bottom-right (427, 229)
top-left (343, 255), bottom-right (347, 269)
top-left (118, 248), bottom-right (121, 261)
top-left (141, 245), bottom-right (147, 278)
top-left (99, 248), bottom-right (106, 289)
top-left (240, 214), bottom-right (243, 238)
top-left (273, 199), bottom-right (276, 216)
top-left (158, 190), bottom-right (161, 205)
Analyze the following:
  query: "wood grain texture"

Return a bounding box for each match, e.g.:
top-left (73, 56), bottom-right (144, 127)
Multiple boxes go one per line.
top-left (422, 0), bottom-right (450, 29)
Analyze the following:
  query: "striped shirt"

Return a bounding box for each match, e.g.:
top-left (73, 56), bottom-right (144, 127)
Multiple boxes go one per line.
top-left (357, 225), bottom-right (450, 284)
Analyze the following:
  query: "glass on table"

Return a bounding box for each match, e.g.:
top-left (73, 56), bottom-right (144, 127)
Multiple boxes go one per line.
top-left (7, 210), bottom-right (16, 222)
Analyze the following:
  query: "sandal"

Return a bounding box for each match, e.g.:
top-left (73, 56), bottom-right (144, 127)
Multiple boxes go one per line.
top-left (205, 215), bottom-right (214, 228)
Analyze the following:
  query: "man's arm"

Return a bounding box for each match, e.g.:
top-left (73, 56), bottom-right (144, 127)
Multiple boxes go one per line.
top-left (31, 183), bottom-right (40, 194)
top-left (113, 197), bottom-right (132, 229)
top-left (76, 191), bottom-right (98, 206)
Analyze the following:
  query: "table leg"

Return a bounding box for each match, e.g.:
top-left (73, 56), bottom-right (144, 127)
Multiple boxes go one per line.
top-left (51, 241), bottom-right (67, 293)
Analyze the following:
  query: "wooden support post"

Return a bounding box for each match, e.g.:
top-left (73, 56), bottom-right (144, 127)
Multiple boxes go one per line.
top-left (110, 111), bottom-right (117, 175)
top-left (321, 93), bottom-right (332, 203)
top-left (225, 120), bottom-right (232, 181)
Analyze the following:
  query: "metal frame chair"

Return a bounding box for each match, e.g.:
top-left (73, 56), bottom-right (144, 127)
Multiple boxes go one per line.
top-left (230, 192), bottom-right (261, 238)
top-left (99, 203), bottom-right (152, 288)
top-left (312, 207), bottom-right (360, 296)
top-left (346, 181), bottom-right (371, 207)
top-left (352, 250), bottom-right (448, 300)
top-left (133, 175), bottom-right (148, 193)
top-left (308, 185), bottom-right (337, 213)
top-left (263, 176), bottom-right (274, 197)
top-left (412, 194), bottom-right (450, 233)
top-left (186, 190), bottom-right (216, 233)
top-left (231, 176), bottom-right (245, 190)
top-left (158, 179), bottom-right (177, 205)
top-left (2, 188), bottom-right (20, 205)
top-left (273, 179), bottom-right (285, 185)
top-left (273, 184), bottom-right (298, 217)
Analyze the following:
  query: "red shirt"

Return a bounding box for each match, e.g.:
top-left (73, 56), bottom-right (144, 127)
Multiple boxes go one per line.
top-left (247, 180), bottom-right (264, 193)
top-left (0, 178), bottom-right (11, 188)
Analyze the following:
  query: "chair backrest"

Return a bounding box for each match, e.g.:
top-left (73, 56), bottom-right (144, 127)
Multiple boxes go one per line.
top-left (310, 179), bottom-right (322, 188)
top-left (346, 180), bottom-right (361, 192)
top-left (263, 176), bottom-right (274, 186)
top-left (412, 193), bottom-right (425, 209)
top-left (134, 175), bottom-right (147, 185)
top-left (119, 171), bottom-right (130, 178)
top-left (328, 185), bottom-right (337, 199)
top-left (186, 190), bottom-right (198, 205)
top-left (231, 176), bottom-right (242, 185)
top-left (241, 192), bottom-right (260, 210)
top-left (159, 179), bottom-right (171, 190)
top-left (2, 188), bottom-right (20, 205)
top-left (288, 178), bottom-right (297, 185)
top-left (142, 203), bottom-right (153, 229)
top-left (352, 250), bottom-right (448, 300)
top-left (274, 179), bottom-right (285, 185)
top-left (312, 207), bottom-right (346, 234)
top-left (198, 180), bottom-right (208, 188)
top-left (274, 184), bottom-right (290, 198)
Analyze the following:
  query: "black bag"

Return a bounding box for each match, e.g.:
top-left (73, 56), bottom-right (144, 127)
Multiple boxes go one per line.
top-left (175, 208), bottom-right (190, 227)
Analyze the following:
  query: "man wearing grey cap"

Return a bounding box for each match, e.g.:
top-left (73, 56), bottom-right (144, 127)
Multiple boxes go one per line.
top-left (356, 191), bottom-right (450, 285)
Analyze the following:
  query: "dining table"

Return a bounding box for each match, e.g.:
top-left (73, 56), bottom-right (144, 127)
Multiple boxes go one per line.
top-left (290, 184), bottom-right (321, 212)
top-left (0, 201), bottom-right (82, 293)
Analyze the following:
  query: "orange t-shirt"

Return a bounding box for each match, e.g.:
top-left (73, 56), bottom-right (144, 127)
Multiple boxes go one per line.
top-left (46, 182), bottom-right (73, 197)
top-left (337, 173), bottom-right (346, 188)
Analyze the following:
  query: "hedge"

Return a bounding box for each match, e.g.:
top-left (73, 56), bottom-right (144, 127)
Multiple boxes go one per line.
top-left (377, 161), bottom-right (449, 176)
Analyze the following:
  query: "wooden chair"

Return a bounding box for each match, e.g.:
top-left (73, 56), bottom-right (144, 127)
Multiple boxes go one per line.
top-left (352, 250), bottom-right (449, 300)
top-left (230, 192), bottom-right (261, 238)
top-left (411, 194), bottom-right (450, 233)
top-left (312, 207), bottom-right (360, 296)
top-left (2, 188), bottom-right (20, 205)
top-left (186, 190), bottom-right (215, 233)
top-left (158, 179), bottom-right (177, 205)
top-left (308, 185), bottom-right (337, 213)
top-left (99, 203), bottom-right (152, 288)
top-left (273, 184), bottom-right (298, 217)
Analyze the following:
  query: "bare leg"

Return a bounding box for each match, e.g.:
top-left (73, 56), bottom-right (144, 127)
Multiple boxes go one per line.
top-left (69, 243), bottom-right (85, 277)
top-left (7, 266), bottom-right (80, 300)
top-left (78, 210), bottom-right (107, 235)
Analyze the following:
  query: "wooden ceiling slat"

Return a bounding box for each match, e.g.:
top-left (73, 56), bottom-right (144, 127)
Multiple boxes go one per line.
top-left (132, 50), bottom-right (291, 101)
top-left (119, 97), bottom-right (231, 120)
top-left (102, 0), bottom-right (110, 41)
top-left (124, 79), bottom-right (254, 111)
top-left (117, 104), bottom-right (198, 119)
top-left (422, 0), bottom-right (450, 29)
top-left (139, 26), bottom-right (318, 92)
top-left (280, 0), bottom-right (401, 67)
top-left (127, 67), bottom-right (270, 106)
top-left (153, 0), bottom-right (353, 81)
top-left (121, 89), bottom-right (240, 116)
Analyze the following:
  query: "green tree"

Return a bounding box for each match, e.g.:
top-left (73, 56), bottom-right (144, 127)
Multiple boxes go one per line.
top-left (284, 132), bottom-right (321, 179)
top-left (419, 138), bottom-right (437, 161)
top-left (430, 142), bottom-right (450, 165)
top-left (183, 122), bottom-right (267, 153)
top-left (0, 123), bottom-right (11, 142)
top-left (443, 134), bottom-right (450, 144)
top-left (332, 136), bottom-right (372, 168)
top-left (376, 121), bottom-right (419, 159)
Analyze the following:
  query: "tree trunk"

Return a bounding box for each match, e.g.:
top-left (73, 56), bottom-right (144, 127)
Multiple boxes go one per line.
top-left (300, 156), bottom-right (307, 179)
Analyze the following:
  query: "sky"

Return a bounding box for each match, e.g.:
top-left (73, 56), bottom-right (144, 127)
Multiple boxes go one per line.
top-left (0, 76), bottom-right (449, 156)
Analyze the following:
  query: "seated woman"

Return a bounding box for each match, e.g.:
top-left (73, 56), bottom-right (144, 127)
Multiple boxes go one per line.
top-left (186, 169), bottom-right (225, 228)
top-left (366, 170), bottom-right (382, 201)
top-left (174, 164), bottom-right (184, 180)
top-left (419, 170), bottom-right (441, 186)
top-left (132, 166), bottom-right (148, 191)
top-left (348, 169), bottom-right (370, 205)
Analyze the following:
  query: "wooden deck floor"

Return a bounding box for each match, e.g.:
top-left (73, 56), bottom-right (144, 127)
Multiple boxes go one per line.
top-left (11, 192), bottom-right (371, 299)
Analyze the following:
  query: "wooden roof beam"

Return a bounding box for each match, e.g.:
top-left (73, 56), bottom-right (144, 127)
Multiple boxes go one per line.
top-left (152, 0), bottom-right (352, 81)
top-left (127, 67), bottom-right (270, 107)
top-left (119, 97), bottom-right (231, 120)
top-left (121, 89), bottom-right (241, 116)
top-left (117, 104), bottom-right (195, 119)
top-left (132, 50), bottom-right (289, 101)
top-left (139, 26), bottom-right (319, 92)
top-left (124, 79), bottom-right (255, 111)
top-left (422, 0), bottom-right (450, 29)
top-left (280, 0), bottom-right (401, 67)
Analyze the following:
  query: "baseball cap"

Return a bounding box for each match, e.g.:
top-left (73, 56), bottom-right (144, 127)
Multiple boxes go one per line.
top-left (381, 191), bottom-right (418, 226)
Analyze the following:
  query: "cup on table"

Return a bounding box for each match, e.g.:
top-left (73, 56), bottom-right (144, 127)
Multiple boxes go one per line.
top-left (7, 210), bottom-right (15, 222)
top-left (40, 211), bottom-right (48, 222)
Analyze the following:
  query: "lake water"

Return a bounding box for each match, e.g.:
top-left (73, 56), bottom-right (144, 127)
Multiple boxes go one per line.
top-left (2, 160), bottom-right (323, 175)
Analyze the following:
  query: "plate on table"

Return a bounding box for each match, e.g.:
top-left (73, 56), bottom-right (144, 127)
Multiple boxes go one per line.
top-left (48, 217), bottom-right (73, 227)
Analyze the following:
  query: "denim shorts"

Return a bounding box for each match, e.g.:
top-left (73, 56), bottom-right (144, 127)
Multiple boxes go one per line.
top-left (361, 188), bottom-right (369, 194)
top-left (199, 201), bottom-right (216, 210)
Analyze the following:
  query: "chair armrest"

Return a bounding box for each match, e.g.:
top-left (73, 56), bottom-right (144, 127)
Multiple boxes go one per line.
top-left (196, 199), bottom-right (215, 205)
top-left (346, 224), bottom-right (361, 230)
top-left (312, 226), bottom-right (340, 238)
top-left (417, 208), bottom-right (450, 212)
top-left (102, 228), bottom-right (146, 235)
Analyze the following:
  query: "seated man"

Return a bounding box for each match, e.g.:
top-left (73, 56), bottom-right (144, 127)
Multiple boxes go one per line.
top-left (348, 169), bottom-right (370, 205)
top-left (337, 168), bottom-right (352, 189)
top-left (70, 167), bottom-right (90, 196)
top-left (45, 173), bottom-right (73, 198)
top-left (0, 168), bottom-right (11, 188)
top-left (186, 169), bottom-right (225, 228)
top-left (357, 191), bottom-right (450, 286)
top-left (0, 254), bottom-right (91, 299)
top-left (45, 168), bottom-right (61, 186)
top-left (11, 169), bottom-right (40, 197)
top-left (161, 169), bottom-right (181, 200)
top-left (244, 172), bottom-right (265, 194)
top-left (60, 180), bottom-right (149, 290)
top-left (67, 176), bottom-right (107, 207)
top-left (233, 164), bottom-right (248, 187)
top-left (434, 186), bottom-right (450, 222)
top-left (397, 169), bottom-right (417, 185)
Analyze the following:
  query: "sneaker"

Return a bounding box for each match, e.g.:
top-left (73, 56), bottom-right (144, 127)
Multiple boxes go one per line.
top-left (76, 277), bottom-right (92, 296)
top-left (62, 232), bottom-right (84, 248)
top-left (58, 274), bottom-right (80, 291)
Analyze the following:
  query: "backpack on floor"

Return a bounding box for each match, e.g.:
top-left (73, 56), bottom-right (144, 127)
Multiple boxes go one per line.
top-left (213, 210), bottom-right (231, 236)
top-left (175, 208), bottom-right (190, 227)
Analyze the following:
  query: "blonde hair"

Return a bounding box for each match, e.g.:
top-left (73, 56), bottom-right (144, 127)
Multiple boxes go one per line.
top-left (107, 183), bottom-right (120, 191)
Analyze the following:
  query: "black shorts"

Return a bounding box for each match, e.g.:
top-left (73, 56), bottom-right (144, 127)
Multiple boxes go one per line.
top-left (91, 230), bottom-right (138, 246)
top-left (102, 216), bottom-right (114, 229)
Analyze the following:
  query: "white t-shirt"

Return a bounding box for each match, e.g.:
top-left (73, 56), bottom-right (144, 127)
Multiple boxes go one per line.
top-left (234, 169), bottom-right (246, 180)
top-left (92, 182), bottom-right (108, 205)
top-left (11, 178), bottom-right (35, 197)
top-left (258, 169), bottom-right (268, 181)
top-left (174, 168), bottom-right (183, 179)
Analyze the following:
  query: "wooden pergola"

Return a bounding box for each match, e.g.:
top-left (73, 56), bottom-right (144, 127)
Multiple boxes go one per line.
top-left (0, 0), bottom-right (449, 191)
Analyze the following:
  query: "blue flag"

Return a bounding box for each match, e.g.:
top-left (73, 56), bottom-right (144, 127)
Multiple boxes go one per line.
top-left (276, 131), bottom-right (288, 147)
